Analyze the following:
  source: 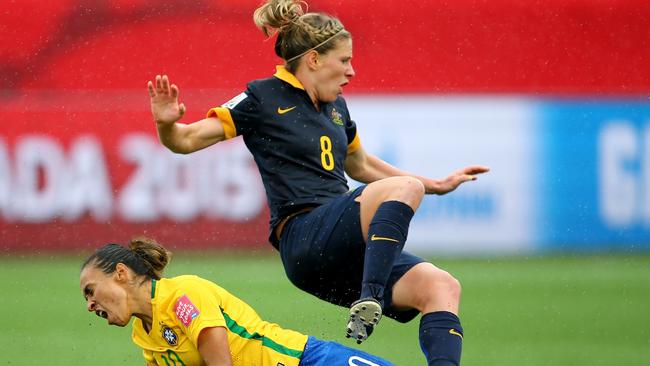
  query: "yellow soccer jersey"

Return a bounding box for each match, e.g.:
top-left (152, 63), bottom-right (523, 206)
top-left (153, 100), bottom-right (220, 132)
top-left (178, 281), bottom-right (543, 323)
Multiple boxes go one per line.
top-left (131, 275), bottom-right (308, 366)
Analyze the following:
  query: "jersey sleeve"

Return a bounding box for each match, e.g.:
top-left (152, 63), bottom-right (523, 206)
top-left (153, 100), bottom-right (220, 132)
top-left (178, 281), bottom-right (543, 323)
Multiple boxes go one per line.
top-left (345, 119), bottom-right (361, 154)
top-left (337, 97), bottom-right (361, 154)
top-left (168, 283), bottom-right (228, 349)
top-left (206, 86), bottom-right (261, 139)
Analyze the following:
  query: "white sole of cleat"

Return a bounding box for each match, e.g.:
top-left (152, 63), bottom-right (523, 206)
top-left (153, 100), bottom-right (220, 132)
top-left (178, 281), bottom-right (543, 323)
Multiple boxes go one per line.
top-left (345, 299), bottom-right (382, 344)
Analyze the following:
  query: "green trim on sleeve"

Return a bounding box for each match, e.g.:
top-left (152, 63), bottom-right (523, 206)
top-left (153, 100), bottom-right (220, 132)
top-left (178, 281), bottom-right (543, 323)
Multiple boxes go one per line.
top-left (221, 308), bottom-right (303, 359)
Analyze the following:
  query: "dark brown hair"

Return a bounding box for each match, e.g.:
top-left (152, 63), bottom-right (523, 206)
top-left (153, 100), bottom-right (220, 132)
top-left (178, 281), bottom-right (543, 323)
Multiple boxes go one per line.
top-left (81, 237), bottom-right (171, 280)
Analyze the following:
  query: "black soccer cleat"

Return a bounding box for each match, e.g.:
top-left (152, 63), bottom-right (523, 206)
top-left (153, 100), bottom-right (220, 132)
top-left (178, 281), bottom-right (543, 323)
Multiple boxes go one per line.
top-left (345, 298), bottom-right (382, 344)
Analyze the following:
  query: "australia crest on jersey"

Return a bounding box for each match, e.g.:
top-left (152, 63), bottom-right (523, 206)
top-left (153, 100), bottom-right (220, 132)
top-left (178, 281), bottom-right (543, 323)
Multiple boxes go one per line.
top-left (161, 326), bottom-right (178, 346)
top-left (330, 108), bottom-right (344, 125)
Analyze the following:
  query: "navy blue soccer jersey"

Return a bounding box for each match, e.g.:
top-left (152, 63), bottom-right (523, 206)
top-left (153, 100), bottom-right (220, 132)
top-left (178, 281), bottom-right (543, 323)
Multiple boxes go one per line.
top-left (207, 66), bottom-right (361, 242)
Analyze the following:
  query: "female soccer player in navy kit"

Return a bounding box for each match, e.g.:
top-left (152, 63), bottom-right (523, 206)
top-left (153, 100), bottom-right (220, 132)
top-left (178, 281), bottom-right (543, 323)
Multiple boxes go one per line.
top-left (147, 0), bottom-right (489, 365)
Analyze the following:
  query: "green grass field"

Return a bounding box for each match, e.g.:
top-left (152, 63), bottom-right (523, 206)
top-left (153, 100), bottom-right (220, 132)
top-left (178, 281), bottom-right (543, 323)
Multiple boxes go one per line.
top-left (1, 252), bottom-right (649, 365)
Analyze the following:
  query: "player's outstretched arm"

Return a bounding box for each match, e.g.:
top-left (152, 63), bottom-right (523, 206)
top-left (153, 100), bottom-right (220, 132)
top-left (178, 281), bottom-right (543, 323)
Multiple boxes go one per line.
top-left (197, 326), bottom-right (233, 366)
top-left (345, 147), bottom-right (489, 194)
top-left (147, 75), bottom-right (226, 154)
top-left (423, 165), bottom-right (490, 195)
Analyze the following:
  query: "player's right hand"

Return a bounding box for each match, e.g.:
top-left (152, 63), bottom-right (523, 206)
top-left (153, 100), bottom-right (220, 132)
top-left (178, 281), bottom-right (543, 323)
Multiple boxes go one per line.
top-left (147, 75), bottom-right (186, 125)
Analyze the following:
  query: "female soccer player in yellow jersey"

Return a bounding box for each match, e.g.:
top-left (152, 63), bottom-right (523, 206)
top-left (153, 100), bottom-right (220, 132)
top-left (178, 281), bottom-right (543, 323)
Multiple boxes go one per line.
top-left (148, 0), bottom-right (488, 364)
top-left (80, 237), bottom-right (395, 366)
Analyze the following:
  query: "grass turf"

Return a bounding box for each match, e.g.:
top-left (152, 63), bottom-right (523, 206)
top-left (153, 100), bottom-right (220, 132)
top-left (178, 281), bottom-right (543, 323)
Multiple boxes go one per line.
top-left (1, 253), bottom-right (648, 365)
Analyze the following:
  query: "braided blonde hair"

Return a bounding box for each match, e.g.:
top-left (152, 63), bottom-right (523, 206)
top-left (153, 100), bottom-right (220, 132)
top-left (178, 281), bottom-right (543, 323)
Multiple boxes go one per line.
top-left (253, 0), bottom-right (351, 72)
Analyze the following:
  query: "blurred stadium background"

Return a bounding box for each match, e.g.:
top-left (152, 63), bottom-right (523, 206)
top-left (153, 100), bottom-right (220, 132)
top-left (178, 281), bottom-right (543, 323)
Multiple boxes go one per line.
top-left (1, 0), bottom-right (649, 365)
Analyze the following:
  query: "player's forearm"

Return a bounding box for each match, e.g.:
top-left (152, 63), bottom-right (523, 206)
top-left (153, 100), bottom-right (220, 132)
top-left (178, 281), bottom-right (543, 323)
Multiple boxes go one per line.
top-left (357, 155), bottom-right (401, 182)
top-left (156, 122), bottom-right (194, 154)
top-left (352, 155), bottom-right (443, 194)
top-left (349, 154), bottom-right (407, 182)
top-left (157, 120), bottom-right (225, 154)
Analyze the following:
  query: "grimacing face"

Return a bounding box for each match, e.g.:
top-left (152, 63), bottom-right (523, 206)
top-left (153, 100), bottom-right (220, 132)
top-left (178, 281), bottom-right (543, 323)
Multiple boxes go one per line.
top-left (313, 37), bottom-right (355, 103)
top-left (80, 264), bottom-right (132, 327)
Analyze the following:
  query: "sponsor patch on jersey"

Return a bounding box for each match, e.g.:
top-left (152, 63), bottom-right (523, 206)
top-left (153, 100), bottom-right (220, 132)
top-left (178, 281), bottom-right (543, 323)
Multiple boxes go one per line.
top-left (174, 294), bottom-right (200, 327)
top-left (330, 107), bottom-right (344, 125)
top-left (221, 92), bottom-right (248, 109)
top-left (162, 326), bottom-right (178, 346)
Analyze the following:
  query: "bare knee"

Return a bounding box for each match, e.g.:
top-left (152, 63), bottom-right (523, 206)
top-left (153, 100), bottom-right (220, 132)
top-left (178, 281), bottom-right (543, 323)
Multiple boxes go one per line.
top-left (436, 271), bottom-right (462, 302)
top-left (386, 176), bottom-right (425, 208)
top-left (421, 269), bottom-right (460, 308)
top-left (393, 263), bottom-right (462, 314)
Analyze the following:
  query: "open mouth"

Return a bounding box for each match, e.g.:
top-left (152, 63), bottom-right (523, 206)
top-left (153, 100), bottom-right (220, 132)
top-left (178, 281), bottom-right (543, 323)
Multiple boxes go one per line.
top-left (95, 310), bottom-right (108, 319)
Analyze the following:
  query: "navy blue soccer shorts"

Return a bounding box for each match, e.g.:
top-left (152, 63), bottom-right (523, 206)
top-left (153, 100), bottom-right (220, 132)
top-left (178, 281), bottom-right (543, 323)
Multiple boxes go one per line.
top-left (278, 185), bottom-right (424, 323)
top-left (299, 336), bottom-right (395, 366)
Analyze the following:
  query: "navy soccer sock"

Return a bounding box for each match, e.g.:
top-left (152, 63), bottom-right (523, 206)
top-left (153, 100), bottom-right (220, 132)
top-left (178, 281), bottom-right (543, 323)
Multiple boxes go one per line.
top-left (419, 311), bottom-right (464, 366)
top-left (359, 200), bottom-right (414, 304)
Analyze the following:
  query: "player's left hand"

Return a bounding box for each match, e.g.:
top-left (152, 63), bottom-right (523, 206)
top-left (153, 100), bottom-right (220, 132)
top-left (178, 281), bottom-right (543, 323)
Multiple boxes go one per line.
top-left (426, 165), bottom-right (490, 195)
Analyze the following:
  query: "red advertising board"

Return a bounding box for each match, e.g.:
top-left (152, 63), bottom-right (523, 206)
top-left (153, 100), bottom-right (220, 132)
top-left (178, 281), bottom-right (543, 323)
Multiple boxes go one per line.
top-left (2, 0), bottom-right (649, 93)
top-left (1, 0), bottom-right (649, 250)
top-left (0, 90), bottom-right (269, 251)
